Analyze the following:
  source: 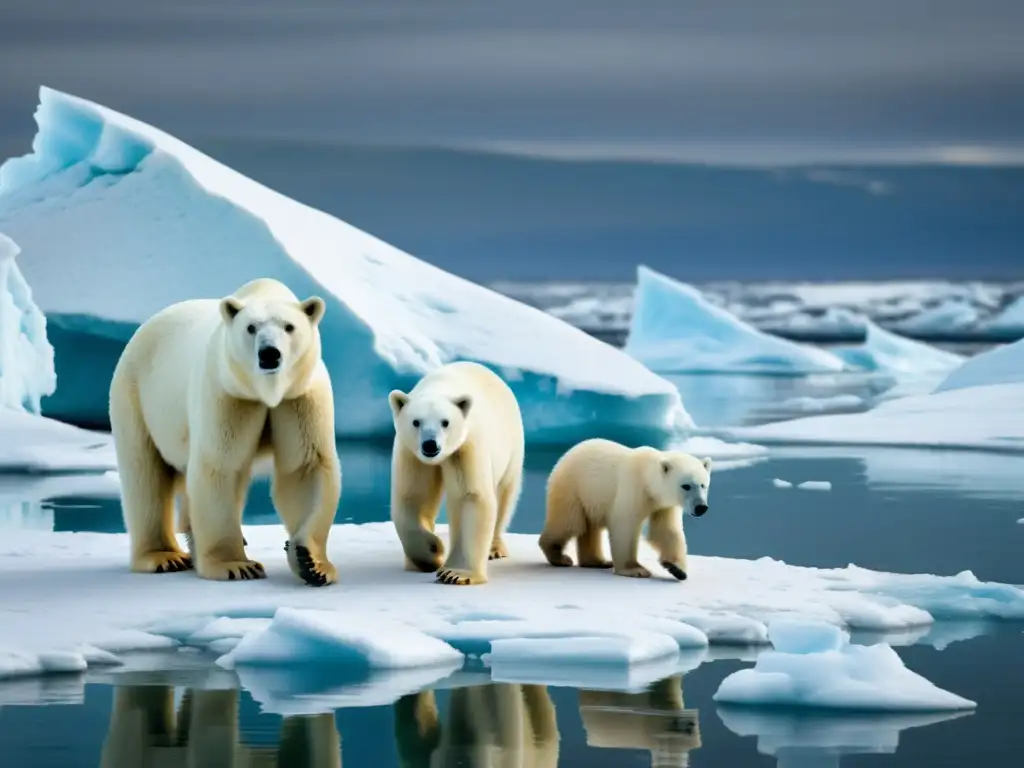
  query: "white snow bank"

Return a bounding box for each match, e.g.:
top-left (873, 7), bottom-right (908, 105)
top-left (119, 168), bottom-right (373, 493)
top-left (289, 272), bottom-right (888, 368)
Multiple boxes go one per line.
top-left (0, 233), bottom-right (55, 415)
top-left (984, 296), bottom-right (1024, 338)
top-left (2, 523), bottom-right (1022, 688)
top-left (728, 383), bottom-right (1024, 453)
top-left (0, 409), bottom-right (117, 473)
top-left (714, 619), bottom-right (975, 711)
top-left (624, 266), bottom-right (846, 374)
top-left (834, 320), bottom-right (964, 374)
top-left (935, 338), bottom-right (1024, 393)
top-left (718, 706), bottom-right (969, 760)
top-left (0, 87), bottom-right (688, 442)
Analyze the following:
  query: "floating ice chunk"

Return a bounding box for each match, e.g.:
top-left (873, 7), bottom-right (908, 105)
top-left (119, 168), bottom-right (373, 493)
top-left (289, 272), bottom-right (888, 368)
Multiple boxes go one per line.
top-left (484, 633), bottom-right (679, 667)
top-left (895, 299), bottom-right (980, 336)
top-left (624, 265), bottom-right (847, 374)
top-left (217, 607), bottom-right (464, 671)
top-left (935, 337), bottom-right (1024, 392)
top-left (834, 320), bottom-right (965, 374)
top-left (773, 478), bottom-right (794, 488)
top-left (729, 382), bottom-right (1024, 452)
top-left (671, 613), bottom-right (770, 645)
top-left (0, 232), bottom-right (56, 414)
top-left (983, 296), bottom-right (1024, 338)
top-left (798, 480), bottom-right (833, 491)
top-left (0, 87), bottom-right (688, 442)
top-left (714, 619), bottom-right (976, 711)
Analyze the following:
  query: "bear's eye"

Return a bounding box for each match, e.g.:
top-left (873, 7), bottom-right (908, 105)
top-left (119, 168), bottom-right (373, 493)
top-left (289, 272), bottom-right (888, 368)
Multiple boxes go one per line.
top-left (246, 324), bottom-right (256, 335)
top-left (681, 484), bottom-right (691, 491)
top-left (441, 419), bottom-right (449, 428)
top-left (701, 484), bottom-right (706, 489)
top-left (284, 323), bottom-right (295, 334)
top-left (412, 419), bottom-right (420, 428)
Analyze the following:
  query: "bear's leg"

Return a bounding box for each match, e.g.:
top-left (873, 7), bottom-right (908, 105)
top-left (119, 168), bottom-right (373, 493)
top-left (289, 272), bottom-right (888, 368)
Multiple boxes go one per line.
top-left (181, 689), bottom-right (239, 768)
top-left (391, 448), bottom-right (445, 573)
top-left (393, 690), bottom-right (442, 767)
top-left (273, 457), bottom-right (341, 587)
top-left (647, 509), bottom-right (688, 581)
top-left (490, 474), bottom-right (522, 560)
top-left (538, 490), bottom-right (586, 568)
top-left (576, 523), bottom-right (613, 569)
top-left (188, 467), bottom-right (265, 581)
top-left (113, 414), bottom-right (192, 574)
top-left (609, 505), bottom-right (650, 578)
top-left (437, 482), bottom-right (496, 586)
top-left (269, 392), bottom-right (342, 586)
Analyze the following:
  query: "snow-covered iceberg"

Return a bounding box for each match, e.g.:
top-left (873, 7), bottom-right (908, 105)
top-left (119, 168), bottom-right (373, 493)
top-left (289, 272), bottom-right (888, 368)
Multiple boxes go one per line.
top-left (726, 382), bottom-right (1024, 452)
top-left (624, 266), bottom-right (847, 374)
top-left (0, 87), bottom-right (688, 442)
top-left (714, 619), bottom-right (975, 711)
top-left (834, 320), bottom-right (964, 374)
top-left (0, 233), bottom-right (55, 414)
top-left (934, 338), bottom-right (1024, 393)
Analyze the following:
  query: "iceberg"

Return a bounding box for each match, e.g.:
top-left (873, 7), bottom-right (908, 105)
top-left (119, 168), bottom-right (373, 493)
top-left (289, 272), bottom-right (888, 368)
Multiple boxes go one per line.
top-left (713, 619), bottom-right (975, 711)
top-left (833, 319), bottom-right (964, 374)
top-left (624, 266), bottom-right (847, 374)
top-left (0, 87), bottom-right (688, 442)
top-left (0, 233), bottom-right (55, 414)
top-left (983, 296), bottom-right (1024, 340)
top-left (726, 382), bottom-right (1024, 453)
top-left (934, 338), bottom-right (1024, 393)
top-left (893, 299), bottom-right (979, 337)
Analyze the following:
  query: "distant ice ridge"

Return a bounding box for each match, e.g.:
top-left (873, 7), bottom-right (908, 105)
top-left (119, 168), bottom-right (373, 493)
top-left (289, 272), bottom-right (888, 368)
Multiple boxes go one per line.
top-left (0, 87), bottom-right (689, 441)
top-left (935, 338), bottom-right (1024, 393)
top-left (624, 266), bottom-right (847, 374)
top-left (714, 620), bottom-right (975, 711)
top-left (0, 233), bottom-right (55, 414)
top-left (983, 296), bottom-right (1024, 337)
top-left (834, 319), bottom-right (964, 374)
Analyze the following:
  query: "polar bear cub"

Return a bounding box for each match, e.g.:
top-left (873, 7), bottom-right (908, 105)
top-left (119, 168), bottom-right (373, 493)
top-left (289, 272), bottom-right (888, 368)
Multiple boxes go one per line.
top-left (109, 278), bottom-right (341, 586)
top-left (539, 439), bottom-right (712, 580)
top-left (388, 361), bottom-right (525, 586)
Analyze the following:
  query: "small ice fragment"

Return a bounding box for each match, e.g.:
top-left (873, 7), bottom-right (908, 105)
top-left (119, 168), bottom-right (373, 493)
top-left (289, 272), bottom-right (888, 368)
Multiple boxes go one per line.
top-left (773, 478), bottom-right (793, 488)
top-left (797, 481), bottom-right (832, 491)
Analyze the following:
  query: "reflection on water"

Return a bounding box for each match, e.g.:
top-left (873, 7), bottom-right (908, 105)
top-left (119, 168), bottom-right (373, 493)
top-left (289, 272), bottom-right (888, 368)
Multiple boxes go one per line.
top-left (100, 686), bottom-right (340, 768)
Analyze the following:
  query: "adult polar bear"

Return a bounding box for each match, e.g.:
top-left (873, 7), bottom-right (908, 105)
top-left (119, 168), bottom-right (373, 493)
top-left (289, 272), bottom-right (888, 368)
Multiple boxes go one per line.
top-left (109, 278), bottom-right (341, 586)
top-left (388, 362), bottom-right (525, 585)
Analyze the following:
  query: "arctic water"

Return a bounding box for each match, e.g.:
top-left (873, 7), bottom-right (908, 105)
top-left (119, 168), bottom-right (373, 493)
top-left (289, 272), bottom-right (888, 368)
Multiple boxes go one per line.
top-left (2, 373), bottom-right (1022, 767)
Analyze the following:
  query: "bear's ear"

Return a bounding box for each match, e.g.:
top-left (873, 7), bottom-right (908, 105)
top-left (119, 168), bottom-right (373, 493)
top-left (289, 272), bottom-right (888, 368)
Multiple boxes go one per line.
top-left (453, 395), bottom-right (473, 417)
top-left (220, 297), bottom-right (244, 323)
top-left (300, 296), bottom-right (326, 326)
top-left (702, 456), bottom-right (713, 472)
top-left (388, 390), bottom-right (409, 417)
top-left (661, 459), bottom-right (672, 474)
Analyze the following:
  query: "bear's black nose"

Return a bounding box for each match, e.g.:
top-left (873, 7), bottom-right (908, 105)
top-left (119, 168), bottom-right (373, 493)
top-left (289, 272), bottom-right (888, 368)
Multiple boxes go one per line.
top-left (258, 346), bottom-right (281, 370)
top-left (421, 439), bottom-right (440, 457)
top-left (694, 504), bottom-right (708, 517)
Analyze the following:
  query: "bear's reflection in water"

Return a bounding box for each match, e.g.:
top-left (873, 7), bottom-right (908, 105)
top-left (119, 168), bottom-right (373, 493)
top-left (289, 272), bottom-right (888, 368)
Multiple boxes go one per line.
top-left (394, 683), bottom-right (560, 768)
top-left (578, 674), bottom-right (701, 768)
top-left (99, 686), bottom-right (341, 768)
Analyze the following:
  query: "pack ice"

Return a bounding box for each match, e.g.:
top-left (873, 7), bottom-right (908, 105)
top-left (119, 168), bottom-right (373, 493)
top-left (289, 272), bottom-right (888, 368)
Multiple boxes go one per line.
top-left (624, 266), bottom-right (847, 374)
top-left (0, 87), bottom-right (689, 442)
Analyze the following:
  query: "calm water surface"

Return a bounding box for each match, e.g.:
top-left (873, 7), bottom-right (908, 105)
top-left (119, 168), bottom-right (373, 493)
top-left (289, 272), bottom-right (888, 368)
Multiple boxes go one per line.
top-left (1, 374), bottom-right (1022, 766)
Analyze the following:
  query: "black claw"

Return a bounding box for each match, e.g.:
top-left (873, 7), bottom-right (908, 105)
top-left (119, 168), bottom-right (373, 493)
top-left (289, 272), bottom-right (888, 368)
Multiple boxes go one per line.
top-left (243, 536), bottom-right (248, 546)
top-left (662, 561), bottom-right (687, 581)
top-left (228, 570), bottom-right (236, 581)
top-left (155, 564), bottom-right (164, 574)
top-left (284, 541), bottom-right (290, 552)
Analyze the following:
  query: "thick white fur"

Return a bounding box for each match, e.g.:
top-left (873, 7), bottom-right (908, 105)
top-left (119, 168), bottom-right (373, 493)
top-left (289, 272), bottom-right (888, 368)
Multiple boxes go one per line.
top-left (388, 361), bottom-right (525, 586)
top-left (109, 278), bottom-right (341, 585)
top-left (539, 438), bottom-right (712, 579)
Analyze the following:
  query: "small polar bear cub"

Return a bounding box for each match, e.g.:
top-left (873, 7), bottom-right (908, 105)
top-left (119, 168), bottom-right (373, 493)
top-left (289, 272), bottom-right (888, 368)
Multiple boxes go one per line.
top-left (539, 438), bottom-right (712, 580)
top-left (109, 278), bottom-right (341, 587)
top-left (388, 361), bottom-right (525, 586)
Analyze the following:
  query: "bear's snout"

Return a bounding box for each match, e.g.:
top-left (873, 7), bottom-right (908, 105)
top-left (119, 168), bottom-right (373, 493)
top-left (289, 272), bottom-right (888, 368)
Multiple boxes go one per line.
top-left (693, 504), bottom-right (709, 517)
top-left (421, 438), bottom-right (440, 458)
top-left (258, 345), bottom-right (282, 371)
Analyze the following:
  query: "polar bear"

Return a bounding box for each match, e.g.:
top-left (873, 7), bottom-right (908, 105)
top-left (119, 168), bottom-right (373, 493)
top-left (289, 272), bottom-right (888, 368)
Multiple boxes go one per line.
top-left (109, 278), bottom-right (341, 586)
top-left (538, 439), bottom-right (712, 580)
top-left (388, 361), bottom-right (524, 585)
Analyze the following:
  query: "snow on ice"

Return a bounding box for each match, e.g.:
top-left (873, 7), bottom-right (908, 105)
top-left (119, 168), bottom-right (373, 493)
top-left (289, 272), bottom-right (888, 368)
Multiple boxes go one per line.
top-left (0, 87), bottom-right (688, 443)
top-left (935, 337), bottom-right (1024, 393)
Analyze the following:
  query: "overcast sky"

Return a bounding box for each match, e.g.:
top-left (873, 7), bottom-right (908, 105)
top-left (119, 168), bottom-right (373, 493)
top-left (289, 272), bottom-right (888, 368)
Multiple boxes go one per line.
top-left (1, 0), bottom-right (1023, 164)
